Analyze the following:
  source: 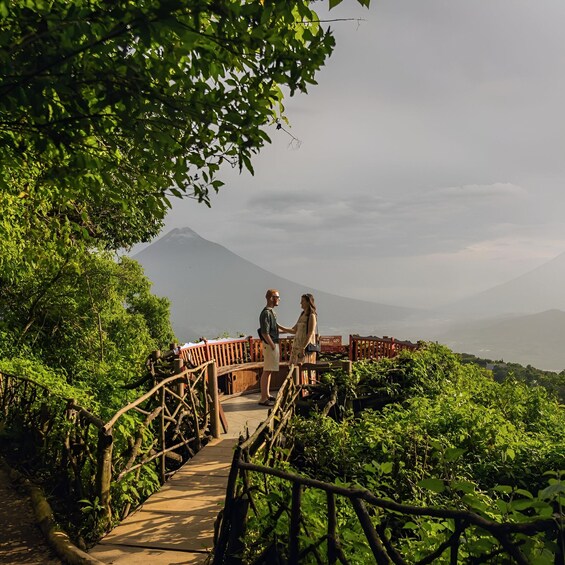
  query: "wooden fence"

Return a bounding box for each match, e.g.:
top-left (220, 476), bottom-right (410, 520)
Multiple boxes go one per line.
top-left (0, 359), bottom-right (222, 528)
top-left (349, 335), bottom-right (418, 361)
top-left (178, 334), bottom-right (418, 367)
top-left (0, 332), bottom-right (418, 540)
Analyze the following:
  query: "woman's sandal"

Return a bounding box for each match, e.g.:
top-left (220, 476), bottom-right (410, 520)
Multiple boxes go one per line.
top-left (258, 399), bottom-right (275, 406)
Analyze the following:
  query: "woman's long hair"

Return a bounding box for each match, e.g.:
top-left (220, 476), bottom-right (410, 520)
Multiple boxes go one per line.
top-left (302, 293), bottom-right (317, 316)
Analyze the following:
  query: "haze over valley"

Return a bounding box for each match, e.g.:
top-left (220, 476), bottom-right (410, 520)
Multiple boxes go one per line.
top-left (134, 228), bottom-right (565, 372)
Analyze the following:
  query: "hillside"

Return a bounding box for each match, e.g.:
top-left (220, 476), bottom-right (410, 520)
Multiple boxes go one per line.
top-left (133, 228), bottom-right (421, 342)
top-left (438, 309), bottom-right (565, 372)
top-left (437, 251), bottom-right (565, 318)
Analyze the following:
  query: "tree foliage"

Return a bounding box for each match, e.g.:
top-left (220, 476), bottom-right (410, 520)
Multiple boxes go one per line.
top-left (0, 0), bottom-right (369, 253)
top-left (460, 352), bottom-right (565, 403)
top-left (0, 250), bottom-right (176, 403)
top-left (294, 344), bottom-right (565, 492)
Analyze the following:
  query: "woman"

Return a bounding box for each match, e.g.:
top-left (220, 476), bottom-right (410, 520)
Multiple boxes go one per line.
top-left (288, 293), bottom-right (318, 366)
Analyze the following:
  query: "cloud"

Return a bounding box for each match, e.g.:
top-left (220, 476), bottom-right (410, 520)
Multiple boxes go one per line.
top-left (433, 183), bottom-right (526, 199)
top-left (239, 182), bottom-right (530, 258)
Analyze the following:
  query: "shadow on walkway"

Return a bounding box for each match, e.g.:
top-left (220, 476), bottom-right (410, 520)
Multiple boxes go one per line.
top-left (0, 465), bottom-right (62, 565)
top-left (89, 392), bottom-right (271, 564)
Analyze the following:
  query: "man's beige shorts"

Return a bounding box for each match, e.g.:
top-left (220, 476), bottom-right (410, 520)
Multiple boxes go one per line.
top-left (263, 343), bottom-right (280, 371)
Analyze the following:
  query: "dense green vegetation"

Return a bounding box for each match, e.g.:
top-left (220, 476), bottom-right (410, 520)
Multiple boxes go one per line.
top-left (7, 1), bottom-right (563, 559)
top-left (0, 250), bottom-right (178, 543)
top-left (0, 0), bottom-right (370, 407)
top-left (0, 252), bottom-right (175, 411)
top-left (459, 352), bottom-right (565, 403)
top-left (1, 0), bottom-right (368, 262)
top-left (244, 344), bottom-right (565, 563)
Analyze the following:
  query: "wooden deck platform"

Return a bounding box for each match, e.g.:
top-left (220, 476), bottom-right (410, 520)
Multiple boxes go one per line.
top-left (89, 392), bottom-right (271, 564)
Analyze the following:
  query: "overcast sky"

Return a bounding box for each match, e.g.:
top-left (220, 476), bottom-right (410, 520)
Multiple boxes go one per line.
top-left (163, 0), bottom-right (565, 309)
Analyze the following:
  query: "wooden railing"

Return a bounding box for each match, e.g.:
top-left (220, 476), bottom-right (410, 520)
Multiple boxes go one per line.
top-left (0, 332), bottom-right (418, 537)
top-left (349, 334), bottom-right (418, 361)
top-left (0, 360), bottom-right (222, 528)
top-left (212, 376), bottom-right (564, 565)
top-left (177, 334), bottom-right (418, 371)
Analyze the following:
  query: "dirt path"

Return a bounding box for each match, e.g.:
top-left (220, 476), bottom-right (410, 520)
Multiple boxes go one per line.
top-left (0, 466), bottom-right (62, 565)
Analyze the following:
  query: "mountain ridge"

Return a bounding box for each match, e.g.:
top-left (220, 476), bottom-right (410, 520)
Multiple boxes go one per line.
top-left (436, 251), bottom-right (565, 318)
top-left (133, 227), bottom-right (421, 341)
top-left (438, 309), bottom-right (565, 371)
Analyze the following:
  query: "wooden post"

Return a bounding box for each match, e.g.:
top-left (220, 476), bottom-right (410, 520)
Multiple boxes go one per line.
top-left (351, 498), bottom-right (391, 564)
top-left (96, 428), bottom-right (113, 525)
top-left (208, 361), bottom-right (221, 439)
top-left (159, 386), bottom-right (166, 483)
top-left (148, 350), bottom-right (160, 385)
top-left (213, 443), bottom-right (243, 564)
top-left (174, 357), bottom-right (185, 397)
top-left (292, 365), bottom-right (300, 387)
top-left (248, 335), bottom-right (255, 362)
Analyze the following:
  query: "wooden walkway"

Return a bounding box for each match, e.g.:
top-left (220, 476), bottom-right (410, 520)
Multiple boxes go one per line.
top-left (88, 393), bottom-right (271, 564)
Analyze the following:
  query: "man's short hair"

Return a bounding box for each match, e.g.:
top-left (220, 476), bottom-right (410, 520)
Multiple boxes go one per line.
top-left (266, 289), bottom-right (279, 300)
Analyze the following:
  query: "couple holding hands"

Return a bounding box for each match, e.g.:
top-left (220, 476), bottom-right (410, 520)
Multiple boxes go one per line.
top-left (258, 289), bottom-right (318, 406)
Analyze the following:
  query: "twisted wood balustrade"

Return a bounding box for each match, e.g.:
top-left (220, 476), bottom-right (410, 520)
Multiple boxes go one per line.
top-left (0, 360), bottom-right (222, 528)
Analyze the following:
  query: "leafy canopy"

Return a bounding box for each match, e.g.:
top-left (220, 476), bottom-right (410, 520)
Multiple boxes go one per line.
top-left (0, 0), bottom-right (369, 252)
top-left (0, 250), bottom-right (176, 405)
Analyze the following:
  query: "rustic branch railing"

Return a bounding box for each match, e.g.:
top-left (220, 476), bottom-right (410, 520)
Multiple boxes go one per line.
top-left (0, 371), bottom-right (105, 505)
top-left (0, 360), bottom-right (222, 528)
top-left (0, 332), bottom-right (418, 541)
top-left (213, 373), bottom-right (564, 564)
top-left (95, 361), bottom-right (221, 522)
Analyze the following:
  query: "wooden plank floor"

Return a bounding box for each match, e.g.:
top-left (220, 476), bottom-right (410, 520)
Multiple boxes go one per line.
top-left (89, 392), bottom-right (271, 564)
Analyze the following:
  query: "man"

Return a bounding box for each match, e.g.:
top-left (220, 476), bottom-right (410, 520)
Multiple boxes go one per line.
top-left (258, 289), bottom-right (291, 406)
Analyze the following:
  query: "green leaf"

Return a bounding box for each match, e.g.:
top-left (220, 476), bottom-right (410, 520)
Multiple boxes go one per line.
top-left (492, 485), bottom-right (513, 494)
top-left (444, 447), bottom-right (465, 462)
top-left (539, 482), bottom-right (565, 499)
top-left (451, 480), bottom-right (476, 494)
top-left (515, 488), bottom-right (533, 499)
top-left (380, 461), bottom-right (393, 474)
top-left (510, 499), bottom-right (536, 511)
top-left (462, 494), bottom-right (488, 512)
top-left (418, 478), bottom-right (445, 493)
